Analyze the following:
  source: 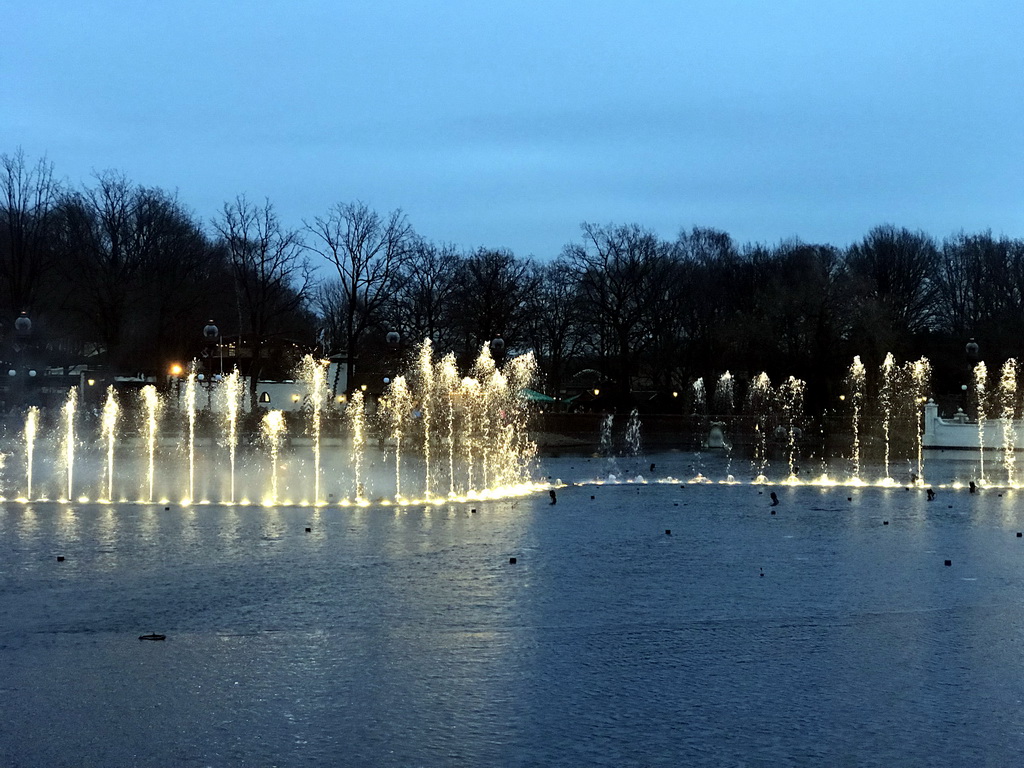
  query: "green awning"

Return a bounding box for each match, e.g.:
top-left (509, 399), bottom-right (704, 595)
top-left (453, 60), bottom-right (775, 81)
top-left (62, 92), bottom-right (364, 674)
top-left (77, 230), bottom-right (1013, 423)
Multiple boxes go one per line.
top-left (521, 387), bottom-right (557, 403)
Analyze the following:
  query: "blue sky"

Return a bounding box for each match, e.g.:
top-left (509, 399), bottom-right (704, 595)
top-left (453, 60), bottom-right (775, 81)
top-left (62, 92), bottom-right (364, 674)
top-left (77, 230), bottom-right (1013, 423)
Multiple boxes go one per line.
top-left (4, 1), bottom-right (1022, 257)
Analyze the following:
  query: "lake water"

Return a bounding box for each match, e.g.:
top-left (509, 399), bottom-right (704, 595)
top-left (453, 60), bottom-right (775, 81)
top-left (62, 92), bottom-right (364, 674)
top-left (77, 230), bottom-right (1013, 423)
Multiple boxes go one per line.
top-left (2, 451), bottom-right (1023, 766)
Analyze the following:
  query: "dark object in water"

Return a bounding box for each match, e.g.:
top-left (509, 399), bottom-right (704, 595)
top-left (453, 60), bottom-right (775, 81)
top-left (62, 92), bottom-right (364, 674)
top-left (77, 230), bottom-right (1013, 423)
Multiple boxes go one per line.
top-left (139, 633), bottom-right (166, 641)
top-left (770, 492), bottom-right (779, 507)
top-left (549, 490), bottom-right (557, 505)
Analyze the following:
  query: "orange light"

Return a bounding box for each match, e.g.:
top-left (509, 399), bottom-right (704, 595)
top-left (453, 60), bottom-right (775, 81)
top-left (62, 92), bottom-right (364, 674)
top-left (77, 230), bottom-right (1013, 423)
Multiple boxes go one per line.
top-left (169, 364), bottom-right (183, 376)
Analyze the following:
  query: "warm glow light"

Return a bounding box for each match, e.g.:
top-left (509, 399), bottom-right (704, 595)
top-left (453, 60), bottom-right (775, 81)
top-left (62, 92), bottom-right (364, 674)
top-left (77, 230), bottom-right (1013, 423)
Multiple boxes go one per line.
top-left (360, 384), bottom-right (368, 391)
top-left (593, 388), bottom-right (600, 396)
top-left (672, 391), bottom-right (678, 397)
top-left (291, 394), bottom-right (300, 402)
top-left (169, 363), bottom-right (183, 376)
top-left (87, 379), bottom-right (95, 386)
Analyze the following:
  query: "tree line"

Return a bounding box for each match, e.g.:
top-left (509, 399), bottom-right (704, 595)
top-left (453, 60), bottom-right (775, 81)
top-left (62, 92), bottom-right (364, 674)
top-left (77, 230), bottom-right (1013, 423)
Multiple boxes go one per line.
top-left (2, 149), bottom-right (1020, 412)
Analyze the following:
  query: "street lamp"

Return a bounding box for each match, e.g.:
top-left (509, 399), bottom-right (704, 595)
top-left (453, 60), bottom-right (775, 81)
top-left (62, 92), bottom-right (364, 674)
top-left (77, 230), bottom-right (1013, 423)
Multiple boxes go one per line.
top-left (965, 338), bottom-right (980, 361)
top-left (14, 311), bottom-right (31, 339)
top-left (203, 320), bottom-right (222, 375)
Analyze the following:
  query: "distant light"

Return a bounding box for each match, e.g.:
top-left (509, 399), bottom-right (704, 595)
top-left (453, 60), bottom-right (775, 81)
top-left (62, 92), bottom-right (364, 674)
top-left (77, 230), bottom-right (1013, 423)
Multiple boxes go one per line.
top-left (169, 364), bottom-right (183, 376)
top-left (672, 391), bottom-right (678, 398)
top-left (28, 370), bottom-right (36, 377)
top-left (6, 370), bottom-right (14, 377)
top-left (383, 377), bottom-right (390, 385)
top-left (961, 384), bottom-right (969, 391)
top-left (593, 388), bottom-right (600, 396)
top-left (291, 394), bottom-right (300, 402)
top-left (87, 379), bottom-right (95, 386)
top-left (839, 394), bottom-right (846, 401)
top-left (360, 384), bottom-right (367, 391)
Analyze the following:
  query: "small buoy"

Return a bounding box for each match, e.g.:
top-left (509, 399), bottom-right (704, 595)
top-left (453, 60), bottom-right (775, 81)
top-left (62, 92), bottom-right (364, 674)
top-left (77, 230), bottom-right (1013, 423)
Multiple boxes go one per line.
top-left (305, 527), bottom-right (311, 533)
top-left (883, 521), bottom-right (889, 526)
top-left (665, 529), bottom-right (671, 535)
top-left (848, 497), bottom-right (852, 502)
top-left (471, 508), bottom-right (477, 513)
top-left (944, 559), bottom-right (952, 566)
top-left (139, 633), bottom-right (166, 641)
top-left (509, 557), bottom-right (517, 564)
top-left (770, 510), bottom-right (776, 515)
top-left (164, 506), bottom-right (170, 511)
top-left (56, 556), bottom-right (64, 562)
top-left (590, 495), bottom-right (595, 500)
top-left (674, 502), bottom-right (678, 506)
top-left (760, 568), bottom-right (764, 578)
top-left (1016, 532), bottom-right (1021, 538)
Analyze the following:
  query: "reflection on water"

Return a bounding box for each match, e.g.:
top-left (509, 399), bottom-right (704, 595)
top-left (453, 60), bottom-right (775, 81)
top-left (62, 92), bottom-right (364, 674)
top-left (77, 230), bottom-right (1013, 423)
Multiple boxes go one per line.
top-left (0, 454), bottom-right (1023, 766)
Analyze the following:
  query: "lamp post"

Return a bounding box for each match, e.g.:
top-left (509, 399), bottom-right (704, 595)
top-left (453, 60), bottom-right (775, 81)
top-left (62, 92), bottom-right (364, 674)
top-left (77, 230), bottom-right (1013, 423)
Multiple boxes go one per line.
top-left (10, 312), bottom-right (33, 410)
top-left (203, 320), bottom-right (222, 375)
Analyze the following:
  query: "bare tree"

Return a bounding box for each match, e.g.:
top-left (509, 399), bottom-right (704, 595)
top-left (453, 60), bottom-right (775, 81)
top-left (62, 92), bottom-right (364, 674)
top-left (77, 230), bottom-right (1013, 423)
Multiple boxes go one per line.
top-left (387, 239), bottom-right (462, 350)
top-left (563, 223), bottom-right (669, 404)
top-left (846, 225), bottom-right (939, 361)
top-left (0, 149), bottom-right (61, 323)
top-left (304, 201), bottom-right (415, 389)
top-left (525, 258), bottom-right (586, 396)
top-left (214, 195), bottom-right (313, 404)
top-left (448, 247), bottom-right (538, 362)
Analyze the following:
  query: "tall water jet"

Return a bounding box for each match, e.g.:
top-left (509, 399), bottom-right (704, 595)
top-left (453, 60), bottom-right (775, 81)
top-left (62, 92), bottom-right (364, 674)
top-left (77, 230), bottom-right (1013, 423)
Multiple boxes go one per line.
top-left (101, 386), bottom-right (119, 501)
top-left (24, 406), bottom-right (38, 500)
top-left (381, 376), bottom-right (413, 499)
top-left (61, 387), bottom-right (77, 501)
top-left (974, 361), bottom-right (988, 484)
top-left (140, 385), bottom-right (160, 502)
top-left (746, 372), bottom-right (773, 480)
top-left (298, 355), bottom-right (328, 504)
top-left (260, 409), bottom-right (286, 504)
top-left (498, 350), bottom-right (538, 487)
top-left (437, 354), bottom-right (460, 496)
top-left (461, 377), bottom-right (481, 491)
top-left (999, 359), bottom-right (1017, 485)
top-left (880, 353), bottom-right (897, 480)
top-left (222, 368), bottom-right (243, 503)
top-left (347, 390), bottom-right (366, 500)
top-left (715, 371), bottom-right (735, 415)
top-left (625, 409), bottom-right (642, 457)
top-left (779, 376), bottom-right (805, 478)
top-left (469, 345), bottom-right (499, 491)
top-left (847, 357), bottom-right (866, 480)
top-left (184, 365), bottom-right (198, 502)
top-left (909, 357), bottom-right (931, 483)
top-left (417, 340), bottom-right (436, 498)
top-left (692, 377), bottom-right (707, 415)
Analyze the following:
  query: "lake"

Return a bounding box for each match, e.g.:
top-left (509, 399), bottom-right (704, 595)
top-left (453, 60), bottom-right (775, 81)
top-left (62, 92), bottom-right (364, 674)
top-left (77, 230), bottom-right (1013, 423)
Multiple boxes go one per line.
top-left (1, 451), bottom-right (1022, 766)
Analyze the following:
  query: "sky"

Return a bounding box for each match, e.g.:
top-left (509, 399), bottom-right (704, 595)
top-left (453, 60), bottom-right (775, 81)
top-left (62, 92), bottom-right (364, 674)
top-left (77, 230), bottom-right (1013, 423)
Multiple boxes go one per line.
top-left (4, 1), bottom-right (1023, 258)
